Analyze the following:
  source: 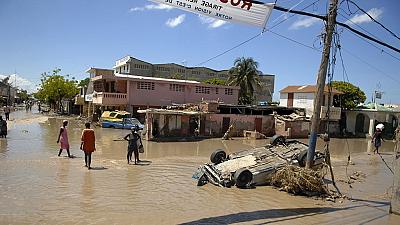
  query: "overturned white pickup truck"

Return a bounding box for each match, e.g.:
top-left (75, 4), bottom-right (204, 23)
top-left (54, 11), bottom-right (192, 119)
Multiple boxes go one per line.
top-left (193, 135), bottom-right (326, 188)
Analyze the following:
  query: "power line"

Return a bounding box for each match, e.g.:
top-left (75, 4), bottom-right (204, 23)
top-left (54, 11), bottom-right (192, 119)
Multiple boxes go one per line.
top-left (194, 33), bottom-right (262, 67)
top-left (273, 5), bottom-right (400, 53)
top-left (346, 0), bottom-right (400, 41)
top-left (194, 0), bottom-right (322, 67)
top-left (341, 47), bottom-right (400, 85)
top-left (266, 29), bottom-right (321, 52)
top-left (338, 12), bottom-right (400, 63)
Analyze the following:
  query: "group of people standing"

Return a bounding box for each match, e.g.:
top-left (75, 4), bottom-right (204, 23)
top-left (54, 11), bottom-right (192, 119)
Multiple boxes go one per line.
top-left (56, 120), bottom-right (143, 169)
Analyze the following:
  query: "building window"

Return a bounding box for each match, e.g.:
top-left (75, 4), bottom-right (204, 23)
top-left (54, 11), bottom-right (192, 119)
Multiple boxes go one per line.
top-left (191, 70), bottom-right (200, 75)
top-left (298, 94), bottom-right (307, 104)
top-left (195, 86), bottom-right (210, 94)
top-left (225, 88), bottom-right (233, 95)
top-left (169, 84), bottom-right (184, 92)
top-left (137, 82), bottom-right (155, 90)
top-left (215, 88), bottom-right (219, 94)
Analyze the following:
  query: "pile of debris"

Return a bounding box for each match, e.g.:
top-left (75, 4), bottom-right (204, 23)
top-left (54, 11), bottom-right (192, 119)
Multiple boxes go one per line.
top-left (276, 113), bottom-right (309, 122)
top-left (271, 165), bottom-right (328, 196)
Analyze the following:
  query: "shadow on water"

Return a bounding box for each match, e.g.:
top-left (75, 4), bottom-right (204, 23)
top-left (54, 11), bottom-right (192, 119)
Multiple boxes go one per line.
top-left (179, 206), bottom-right (361, 225)
top-left (89, 166), bottom-right (108, 170)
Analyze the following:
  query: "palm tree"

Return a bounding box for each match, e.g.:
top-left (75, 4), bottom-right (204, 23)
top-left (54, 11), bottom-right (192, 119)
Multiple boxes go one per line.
top-left (227, 57), bottom-right (261, 105)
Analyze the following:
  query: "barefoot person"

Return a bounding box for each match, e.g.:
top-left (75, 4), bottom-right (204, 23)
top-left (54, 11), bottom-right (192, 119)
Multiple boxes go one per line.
top-left (57, 120), bottom-right (71, 158)
top-left (124, 125), bottom-right (142, 164)
top-left (80, 122), bottom-right (95, 170)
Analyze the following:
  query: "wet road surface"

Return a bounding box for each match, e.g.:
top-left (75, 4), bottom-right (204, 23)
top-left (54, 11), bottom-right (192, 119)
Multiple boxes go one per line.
top-left (0, 109), bottom-right (399, 224)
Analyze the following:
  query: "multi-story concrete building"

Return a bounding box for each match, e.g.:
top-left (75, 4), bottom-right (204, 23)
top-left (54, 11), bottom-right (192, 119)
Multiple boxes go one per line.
top-left (113, 55), bottom-right (275, 102)
top-left (85, 67), bottom-right (240, 117)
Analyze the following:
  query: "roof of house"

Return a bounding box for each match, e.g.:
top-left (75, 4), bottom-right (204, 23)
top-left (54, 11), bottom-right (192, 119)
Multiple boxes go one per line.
top-left (280, 85), bottom-right (342, 94)
top-left (114, 73), bottom-right (240, 89)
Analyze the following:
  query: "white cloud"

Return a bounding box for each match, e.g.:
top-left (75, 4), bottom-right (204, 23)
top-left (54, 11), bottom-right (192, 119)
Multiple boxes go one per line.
top-left (166, 14), bottom-right (186, 28)
top-left (130, 3), bottom-right (173, 12)
top-left (345, 8), bottom-right (383, 25)
top-left (198, 15), bottom-right (227, 28)
top-left (0, 74), bottom-right (37, 93)
top-left (290, 17), bottom-right (320, 30)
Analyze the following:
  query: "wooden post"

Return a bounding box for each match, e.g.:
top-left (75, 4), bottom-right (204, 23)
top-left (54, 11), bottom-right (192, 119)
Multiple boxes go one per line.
top-left (391, 130), bottom-right (400, 214)
top-left (306, 0), bottom-right (339, 168)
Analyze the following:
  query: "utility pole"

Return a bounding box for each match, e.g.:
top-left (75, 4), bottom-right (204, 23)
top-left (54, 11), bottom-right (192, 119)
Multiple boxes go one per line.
top-left (306, 0), bottom-right (339, 168)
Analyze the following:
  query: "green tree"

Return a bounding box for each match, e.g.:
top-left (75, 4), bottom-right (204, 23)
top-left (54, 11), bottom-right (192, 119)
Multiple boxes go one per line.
top-left (170, 73), bottom-right (183, 79)
top-left (202, 78), bottom-right (226, 85)
top-left (35, 68), bottom-right (79, 113)
top-left (17, 89), bottom-right (29, 102)
top-left (331, 81), bottom-right (366, 109)
top-left (227, 57), bottom-right (261, 105)
top-left (78, 78), bottom-right (90, 88)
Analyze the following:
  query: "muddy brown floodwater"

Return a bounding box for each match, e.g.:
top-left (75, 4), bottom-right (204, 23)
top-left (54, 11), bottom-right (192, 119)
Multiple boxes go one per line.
top-left (0, 109), bottom-right (399, 224)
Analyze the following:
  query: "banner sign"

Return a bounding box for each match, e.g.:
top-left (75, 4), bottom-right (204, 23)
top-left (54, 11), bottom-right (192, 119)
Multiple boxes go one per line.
top-left (149, 0), bottom-right (274, 28)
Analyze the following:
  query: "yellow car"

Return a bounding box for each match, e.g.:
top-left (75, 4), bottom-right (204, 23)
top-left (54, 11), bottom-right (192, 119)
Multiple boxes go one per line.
top-left (100, 110), bottom-right (131, 122)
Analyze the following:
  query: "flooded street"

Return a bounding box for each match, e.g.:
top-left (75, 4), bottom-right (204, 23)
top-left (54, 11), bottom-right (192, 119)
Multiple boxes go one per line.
top-left (0, 109), bottom-right (399, 224)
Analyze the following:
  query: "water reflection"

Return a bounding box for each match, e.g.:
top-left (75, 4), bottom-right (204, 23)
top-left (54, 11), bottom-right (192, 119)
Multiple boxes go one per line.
top-left (0, 111), bottom-right (398, 224)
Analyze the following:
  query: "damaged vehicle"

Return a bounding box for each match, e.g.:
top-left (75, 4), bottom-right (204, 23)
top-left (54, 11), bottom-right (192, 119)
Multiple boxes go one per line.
top-left (193, 135), bottom-right (325, 188)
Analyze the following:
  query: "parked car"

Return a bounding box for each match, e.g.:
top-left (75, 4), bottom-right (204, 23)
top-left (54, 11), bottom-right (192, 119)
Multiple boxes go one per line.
top-left (101, 110), bottom-right (131, 122)
top-left (193, 135), bottom-right (325, 188)
top-left (102, 118), bottom-right (144, 130)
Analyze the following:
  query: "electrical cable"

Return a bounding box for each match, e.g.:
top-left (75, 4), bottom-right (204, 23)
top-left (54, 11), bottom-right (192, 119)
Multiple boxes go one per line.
top-left (346, 0), bottom-right (400, 41)
top-left (338, 12), bottom-right (400, 63)
top-left (194, 0), bottom-right (323, 67)
top-left (340, 47), bottom-right (400, 85)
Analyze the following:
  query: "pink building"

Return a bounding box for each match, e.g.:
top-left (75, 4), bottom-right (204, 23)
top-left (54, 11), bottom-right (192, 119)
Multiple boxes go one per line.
top-left (87, 69), bottom-right (239, 114)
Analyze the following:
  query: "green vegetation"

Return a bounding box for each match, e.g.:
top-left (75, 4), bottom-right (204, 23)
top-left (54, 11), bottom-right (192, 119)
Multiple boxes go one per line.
top-left (228, 57), bottom-right (261, 105)
top-left (202, 78), bottom-right (226, 85)
top-left (17, 89), bottom-right (29, 102)
top-left (34, 68), bottom-right (79, 113)
top-left (78, 77), bottom-right (90, 88)
top-left (169, 73), bottom-right (184, 79)
top-left (331, 81), bottom-right (366, 109)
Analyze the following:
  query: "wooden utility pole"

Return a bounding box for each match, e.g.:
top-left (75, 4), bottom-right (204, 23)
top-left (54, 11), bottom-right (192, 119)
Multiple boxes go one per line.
top-left (306, 0), bottom-right (339, 168)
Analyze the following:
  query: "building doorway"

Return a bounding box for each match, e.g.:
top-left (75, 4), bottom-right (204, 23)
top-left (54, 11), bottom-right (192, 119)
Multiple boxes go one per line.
top-left (287, 93), bottom-right (294, 107)
top-left (255, 118), bottom-right (262, 132)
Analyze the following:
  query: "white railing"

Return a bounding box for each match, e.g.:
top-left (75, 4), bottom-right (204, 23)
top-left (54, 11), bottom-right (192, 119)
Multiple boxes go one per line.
top-left (93, 92), bottom-right (127, 105)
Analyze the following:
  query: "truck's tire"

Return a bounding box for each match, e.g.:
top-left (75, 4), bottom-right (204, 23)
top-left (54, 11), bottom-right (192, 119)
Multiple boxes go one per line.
top-left (270, 135), bottom-right (286, 146)
top-left (210, 149), bottom-right (226, 164)
top-left (297, 150), bottom-right (308, 167)
top-left (234, 168), bottom-right (253, 188)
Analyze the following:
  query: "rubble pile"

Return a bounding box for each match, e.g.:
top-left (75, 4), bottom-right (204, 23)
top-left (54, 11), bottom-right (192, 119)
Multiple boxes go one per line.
top-left (271, 165), bottom-right (328, 196)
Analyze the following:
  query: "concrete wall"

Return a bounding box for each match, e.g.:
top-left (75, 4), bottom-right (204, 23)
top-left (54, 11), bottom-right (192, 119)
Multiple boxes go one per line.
top-left (346, 110), bottom-right (400, 137)
top-left (128, 80), bottom-right (239, 107)
top-left (275, 119), bottom-right (310, 138)
top-left (204, 114), bottom-right (275, 137)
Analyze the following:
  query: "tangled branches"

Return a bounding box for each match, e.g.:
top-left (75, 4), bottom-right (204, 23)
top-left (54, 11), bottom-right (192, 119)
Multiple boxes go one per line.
top-left (271, 165), bottom-right (328, 196)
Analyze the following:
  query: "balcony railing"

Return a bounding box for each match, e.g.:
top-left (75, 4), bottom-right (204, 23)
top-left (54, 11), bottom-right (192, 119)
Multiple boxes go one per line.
top-left (92, 92), bottom-right (128, 105)
top-left (320, 106), bottom-right (341, 120)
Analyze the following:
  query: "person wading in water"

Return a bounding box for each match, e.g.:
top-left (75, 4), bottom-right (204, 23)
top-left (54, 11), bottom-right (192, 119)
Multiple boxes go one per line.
top-left (57, 120), bottom-right (71, 158)
top-left (124, 125), bottom-right (142, 164)
top-left (80, 122), bottom-right (96, 169)
top-left (372, 124), bottom-right (384, 154)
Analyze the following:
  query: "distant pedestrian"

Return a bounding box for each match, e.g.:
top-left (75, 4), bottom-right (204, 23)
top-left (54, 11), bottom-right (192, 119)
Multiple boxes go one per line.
top-left (124, 125), bottom-right (142, 164)
top-left (57, 120), bottom-right (71, 158)
top-left (372, 124), bottom-right (384, 154)
top-left (80, 122), bottom-right (95, 169)
top-left (0, 116), bottom-right (7, 138)
top-left (3, 105), bottom-right (10, 120)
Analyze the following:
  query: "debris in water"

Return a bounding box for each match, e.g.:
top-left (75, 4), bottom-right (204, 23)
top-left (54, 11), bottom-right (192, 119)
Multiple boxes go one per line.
top-left (271, 165), bottom-right (328, 196)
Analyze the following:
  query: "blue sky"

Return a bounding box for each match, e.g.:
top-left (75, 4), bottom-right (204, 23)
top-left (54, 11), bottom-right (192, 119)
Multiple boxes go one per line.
top-left (0, 0), bottom-right (399, 103)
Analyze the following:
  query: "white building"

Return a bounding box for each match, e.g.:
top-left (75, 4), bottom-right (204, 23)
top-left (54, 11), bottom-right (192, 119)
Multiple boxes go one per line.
top-left (279, 85), bottom-right (342, 119)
